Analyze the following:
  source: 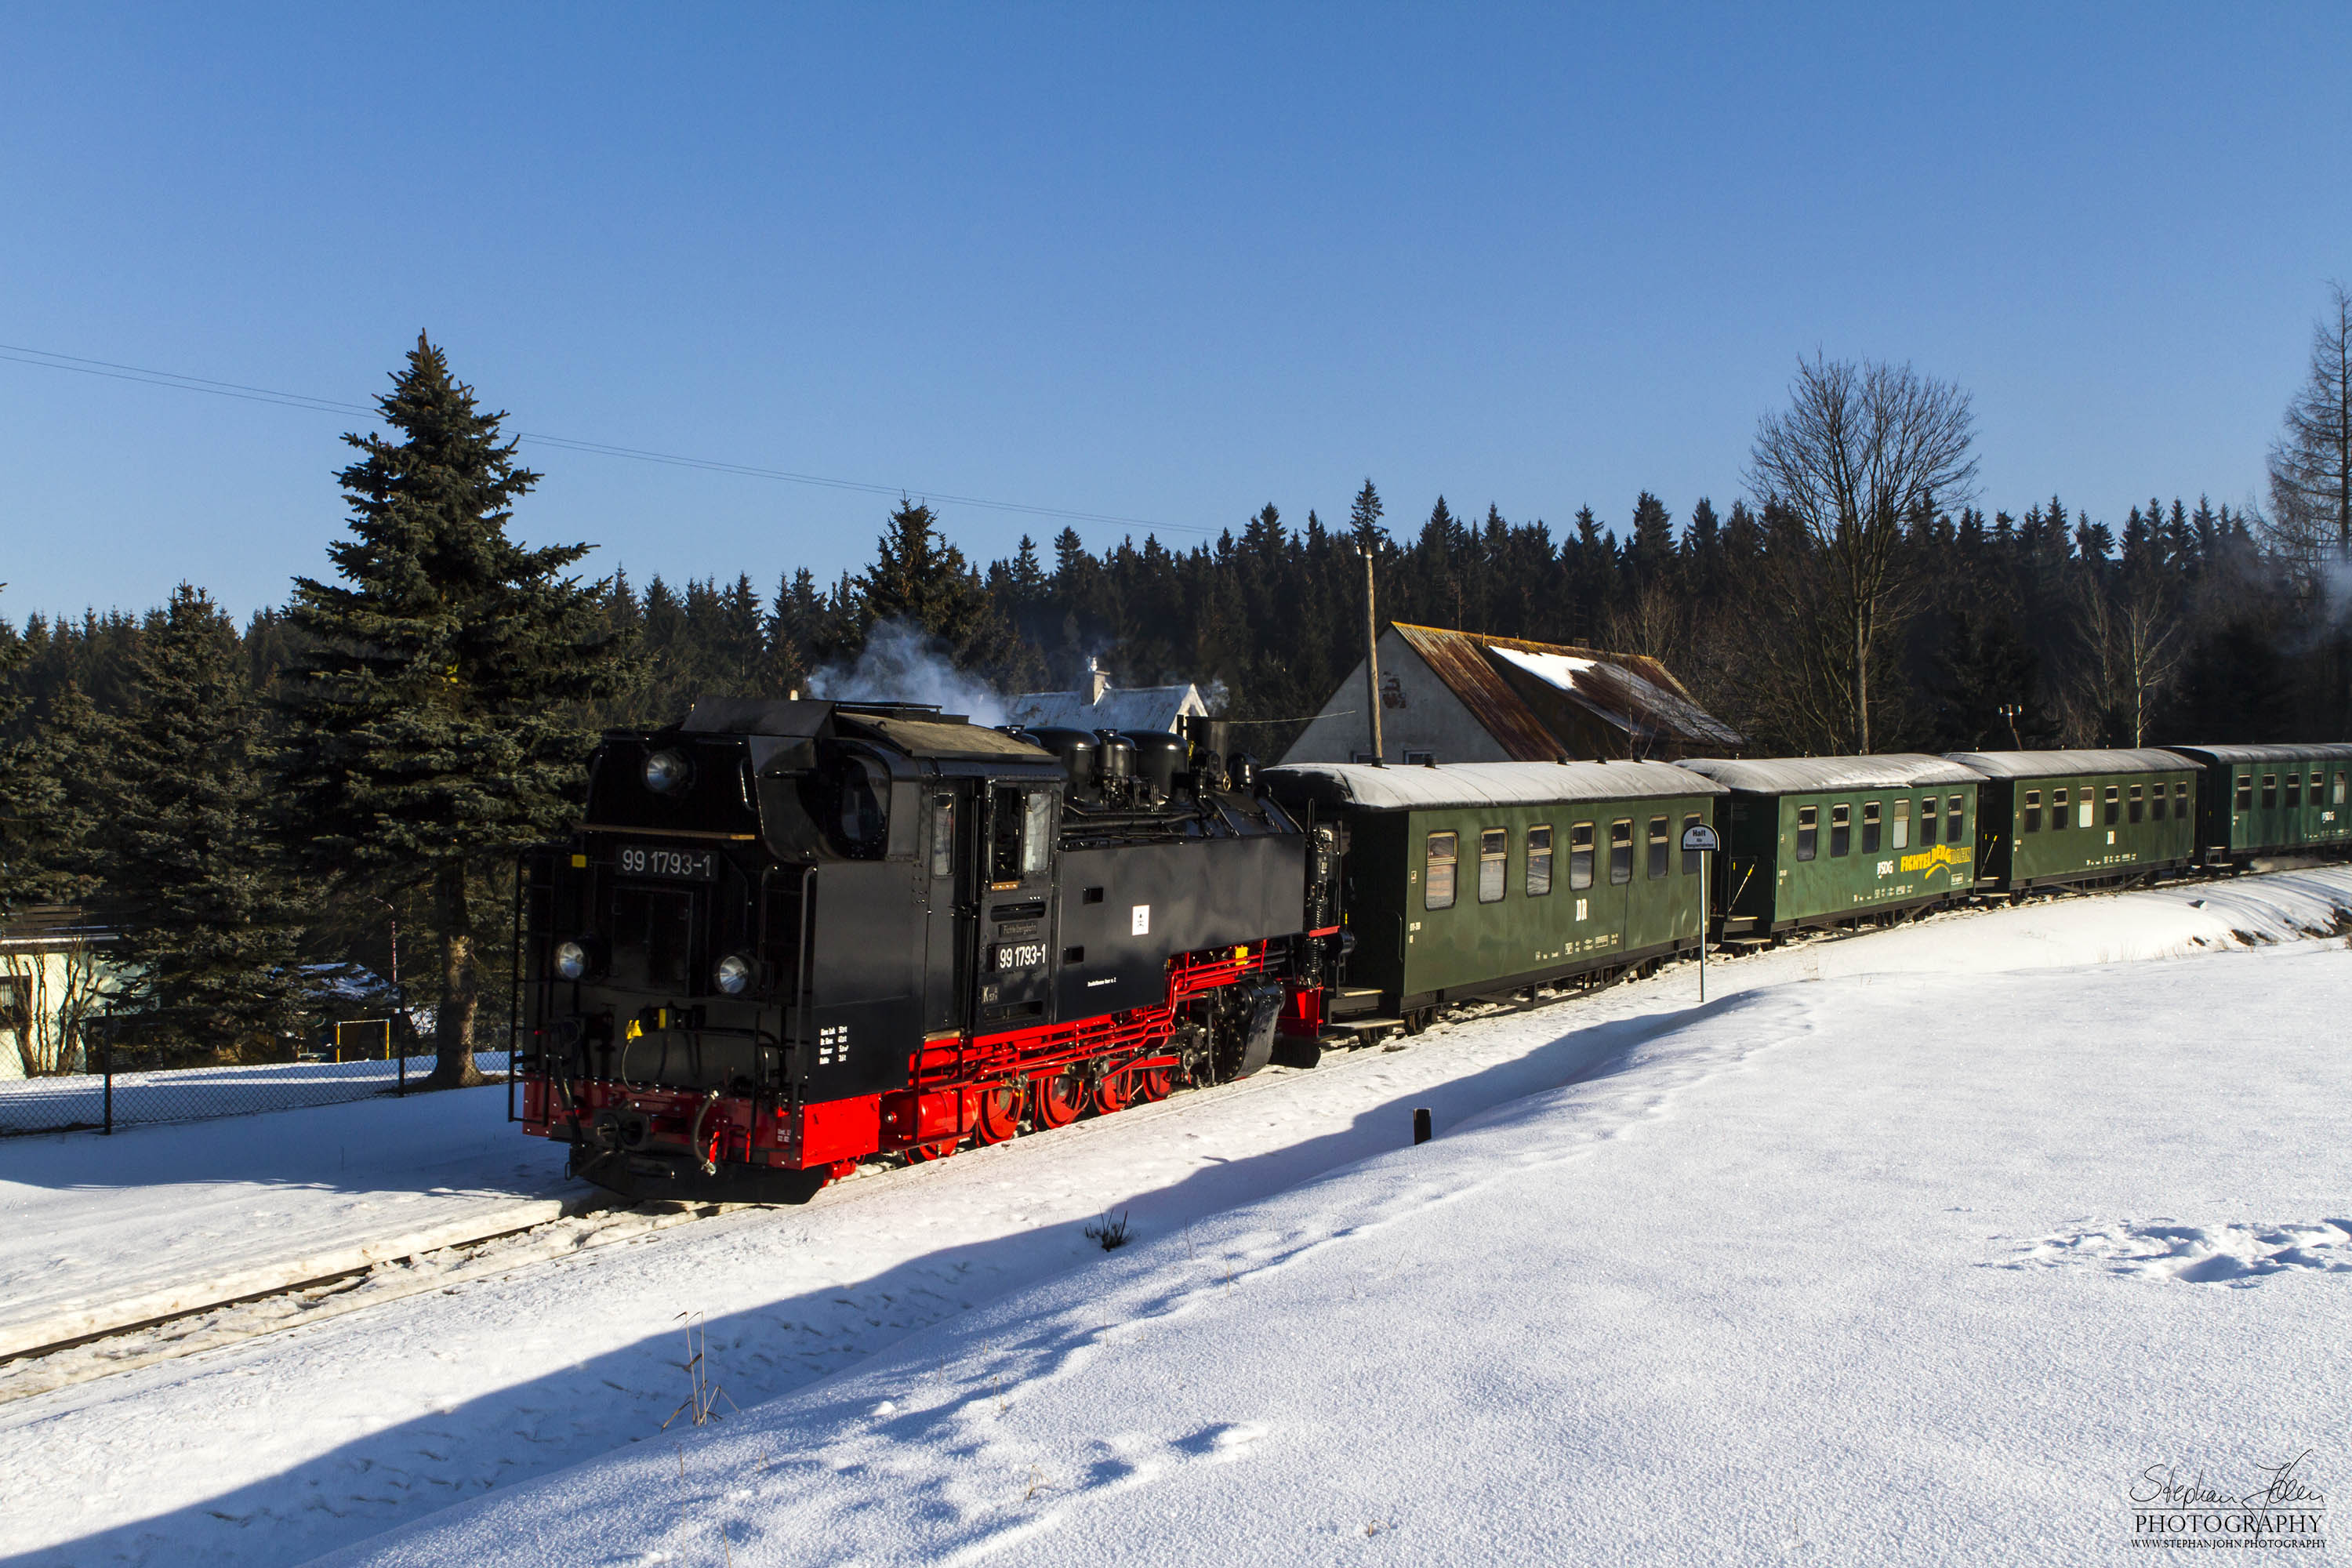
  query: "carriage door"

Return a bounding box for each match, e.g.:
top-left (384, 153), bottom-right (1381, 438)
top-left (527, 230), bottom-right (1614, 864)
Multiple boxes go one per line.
top-left (920, 786), bottom-right (976, 1036)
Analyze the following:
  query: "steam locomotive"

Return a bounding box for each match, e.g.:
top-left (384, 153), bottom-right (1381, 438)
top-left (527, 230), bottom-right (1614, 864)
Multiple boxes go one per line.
top-left (516, 700), bottom-right (1337, 1203)
top-left (517, 700), bottom-right (2352, 1205)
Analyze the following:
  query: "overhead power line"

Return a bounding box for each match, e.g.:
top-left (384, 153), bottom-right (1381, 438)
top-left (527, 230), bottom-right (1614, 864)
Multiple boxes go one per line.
top-left (0, 341), bottom-right (1211, 535)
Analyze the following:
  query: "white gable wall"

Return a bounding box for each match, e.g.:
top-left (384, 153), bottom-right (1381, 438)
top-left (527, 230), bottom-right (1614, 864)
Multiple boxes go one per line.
top-left (1279, 629), bottom-right (1516, 765)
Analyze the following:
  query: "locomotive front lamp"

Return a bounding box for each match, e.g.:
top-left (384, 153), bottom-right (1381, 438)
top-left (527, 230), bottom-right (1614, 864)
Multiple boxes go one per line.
top-left (553, 940), bottom-right (590, 981)
top-left (713, 953), bottom-right (755, 996)
top-left (643, 749), bottom-right (692, 795)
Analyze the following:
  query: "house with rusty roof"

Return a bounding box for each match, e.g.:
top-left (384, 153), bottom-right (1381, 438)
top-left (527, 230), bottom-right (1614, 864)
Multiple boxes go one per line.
top-left (1280, 622), bottom-right (1743, 767)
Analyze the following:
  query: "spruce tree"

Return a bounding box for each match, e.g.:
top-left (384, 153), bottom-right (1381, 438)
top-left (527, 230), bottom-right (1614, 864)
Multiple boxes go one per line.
top-left (102, 586), bottom-right (308, 1055)
top-left (281, 334), bottom-right (627, 1087)
top-left (857, 499), bottom-right (1025, 678)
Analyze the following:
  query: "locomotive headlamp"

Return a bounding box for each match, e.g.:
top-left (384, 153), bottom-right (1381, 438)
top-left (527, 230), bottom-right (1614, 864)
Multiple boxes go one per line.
top-left (713, 953), bottom-right (756, 996)
top-left (642, 749), bottom-right (692, 796)
top-left (553, 940), bottom-right (590, 981)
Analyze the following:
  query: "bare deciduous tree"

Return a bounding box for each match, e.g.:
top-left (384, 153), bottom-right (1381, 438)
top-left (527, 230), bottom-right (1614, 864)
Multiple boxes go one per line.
top-left (2267, 281), bottom-right (2352, 569)
top-left (2072, 572), bottom-right (2184, 747)
top-left (1746, 356), bottom-right (1977, 751)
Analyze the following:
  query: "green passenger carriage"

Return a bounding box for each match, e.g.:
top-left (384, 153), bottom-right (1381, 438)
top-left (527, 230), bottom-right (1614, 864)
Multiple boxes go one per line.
top-left (1265, 761), bottom-right (1726, 1029)
top-left (2164, 743), bottom-right (2352, 862)
top-left (1673, 756), bottom-right (1988, 936)
top-left (1944, 749), bottom-right (2198, 892)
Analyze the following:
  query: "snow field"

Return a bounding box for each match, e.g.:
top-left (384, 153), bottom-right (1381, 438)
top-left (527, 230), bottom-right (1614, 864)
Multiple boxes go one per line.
top-left (338, 942), bottom-right (2352, 1566)
top-left (0, 866), bottom-right (2347, 1566)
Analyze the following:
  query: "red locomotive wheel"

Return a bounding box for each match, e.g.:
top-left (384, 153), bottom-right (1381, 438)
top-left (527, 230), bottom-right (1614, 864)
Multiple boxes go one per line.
top-left (973, 1080), bottom-right (1023, 1145)
top-left (1032, 1069), bottom-right (1084, 1129)
top-left (1131, 1065), bottom-right (1171, 1103)
top-left (1093, 1069), bottom-right (1132, 1116)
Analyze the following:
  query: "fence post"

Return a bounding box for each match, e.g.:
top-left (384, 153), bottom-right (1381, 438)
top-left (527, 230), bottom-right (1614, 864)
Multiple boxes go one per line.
top-left (397, 1035), bottom-right (406, 1098)
top-left (102, 1025), bottom-right (113, 1137)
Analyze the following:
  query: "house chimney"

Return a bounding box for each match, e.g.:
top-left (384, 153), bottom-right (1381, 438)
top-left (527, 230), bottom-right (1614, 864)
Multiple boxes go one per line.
top-left (1087, 656), bottom-right (1110, 706)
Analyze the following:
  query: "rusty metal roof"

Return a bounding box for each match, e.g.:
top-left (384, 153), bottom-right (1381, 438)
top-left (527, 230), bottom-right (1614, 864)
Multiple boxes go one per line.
top-left (1388, 623), bottom-right (1744, 758)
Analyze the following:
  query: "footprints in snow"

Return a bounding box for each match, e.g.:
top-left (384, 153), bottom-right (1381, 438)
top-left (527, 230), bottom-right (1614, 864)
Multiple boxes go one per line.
top-left (2005, 1218), bottom-right (2352, 1285)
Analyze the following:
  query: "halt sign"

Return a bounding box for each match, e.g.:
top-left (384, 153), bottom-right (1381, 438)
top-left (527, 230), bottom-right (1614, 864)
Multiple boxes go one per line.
top-left (1680, 822), bottom-right (1720, 853)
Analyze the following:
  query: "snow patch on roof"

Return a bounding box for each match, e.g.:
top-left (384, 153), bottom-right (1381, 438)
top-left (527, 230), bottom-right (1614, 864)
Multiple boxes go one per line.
top-left (1265, 759), bottom-right (1726, 811)
top-left (1676, 754), bottom-right (1989, 793)
top-left (1947, 749), bottom-right (2197, 779)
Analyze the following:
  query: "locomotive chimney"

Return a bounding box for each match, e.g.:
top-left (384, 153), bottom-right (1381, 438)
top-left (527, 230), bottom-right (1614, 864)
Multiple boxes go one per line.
top-left (1087, 655), bottom-right (1110, 706)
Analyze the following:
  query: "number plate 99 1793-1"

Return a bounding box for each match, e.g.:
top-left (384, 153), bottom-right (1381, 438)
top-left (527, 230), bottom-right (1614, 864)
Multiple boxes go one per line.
top-left (993, 942), bottom-right (1047, 971)
top-left (618, 844), bottom-right (720, 880)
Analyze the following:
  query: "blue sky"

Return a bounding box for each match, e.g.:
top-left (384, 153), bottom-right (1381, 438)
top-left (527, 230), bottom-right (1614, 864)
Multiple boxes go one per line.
top-left (4, 5), bottom-right (2348, 620)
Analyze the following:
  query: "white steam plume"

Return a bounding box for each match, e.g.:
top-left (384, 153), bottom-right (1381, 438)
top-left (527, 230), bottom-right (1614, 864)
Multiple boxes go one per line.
top-left (808, 619), bottom-right (1009, 726)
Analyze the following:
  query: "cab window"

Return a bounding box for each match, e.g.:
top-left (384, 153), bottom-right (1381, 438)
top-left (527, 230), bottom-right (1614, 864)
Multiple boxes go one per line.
top-left (1425, 832), bottom-right (1457, 910)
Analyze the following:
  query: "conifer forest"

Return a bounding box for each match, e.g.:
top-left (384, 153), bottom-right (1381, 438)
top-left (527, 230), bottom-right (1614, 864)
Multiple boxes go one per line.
top-left (5, 299), bottom-right (2352, 1074)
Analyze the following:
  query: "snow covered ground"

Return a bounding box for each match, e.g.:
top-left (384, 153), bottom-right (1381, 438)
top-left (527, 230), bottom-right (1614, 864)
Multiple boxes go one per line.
top-left (3, 869), bottom-right (2350, 1566)
top-left (0, 1076), bottom-right (568, 1357)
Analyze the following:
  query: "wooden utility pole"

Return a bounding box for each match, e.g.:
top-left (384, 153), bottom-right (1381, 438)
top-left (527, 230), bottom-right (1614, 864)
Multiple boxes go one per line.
top-left (1362, 544), bottom-right (1384, 765)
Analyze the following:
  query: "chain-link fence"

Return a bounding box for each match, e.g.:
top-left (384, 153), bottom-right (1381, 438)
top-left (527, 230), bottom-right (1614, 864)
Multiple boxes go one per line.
top-left (0, 1018), bottom-right (514, 1138)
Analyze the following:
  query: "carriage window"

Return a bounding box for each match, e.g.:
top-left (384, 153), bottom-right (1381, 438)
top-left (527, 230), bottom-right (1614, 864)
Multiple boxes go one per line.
top-left (1569, 822), bottom-right (1595, 890)
top-left (1610, 819), bottom-right (1635, 884)
top-left (1478, 829), bottom-right (1508, 903)
top-left (1796, 805), bottom-right (1819, 861)
top-left (2336, 774), bottom-right (2347, 807)
top-left (2236, 774), bottom-right (2252, 811)
top-left (1682, 813), bottom-right (1704, 873)
top-left (1861, 800), bottom-right (1881, 854)
top-left (1425, 832), bottom-right (1457, 910)
top-left (1643, 817), bottom-right (1668, 878)
top-left (1829, 804), bottom-right (1851, 858)
top-left (1893, 798), bottom-right (1911, 848)
top-left (2261, 774), bottom-right (2277, 809)
top-left (1919, 798), bottom-right (1938, 846)
top-left (2078, 788), bottom-right (2095, 829)
top-left (2286, 772), bottom-right (2303, 809)
top-left (2023, 789), bottom-right (2042, 833)
top-left (2176, 781), bottom-right (2190, 811)
top-left (930, 796), bottom-right (956, 879)
top-left (2100, 786), bottom-right (2118, 826)
top-left (1947, 797), bottom-right (1965, 844)
top-left (2051, 787), bottom-right (2068, 829)
top-left (2314, 770), bottom-right (2326, 800)
top-left (1527, 826), bottom-right (1554, 896)
top-left (2127, 785), bottom-right (2144, 823)
top-left (2149, 783), bottom-right (2165, 821)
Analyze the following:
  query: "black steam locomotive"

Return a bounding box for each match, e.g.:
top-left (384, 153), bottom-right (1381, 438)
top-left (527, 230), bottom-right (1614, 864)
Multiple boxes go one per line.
top-left (517, 700), bottom-right (1338, 1202)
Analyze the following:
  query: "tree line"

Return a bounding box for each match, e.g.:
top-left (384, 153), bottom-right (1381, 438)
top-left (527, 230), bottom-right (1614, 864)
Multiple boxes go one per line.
top-left (4, 292), bottom-right (2350, 1075)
